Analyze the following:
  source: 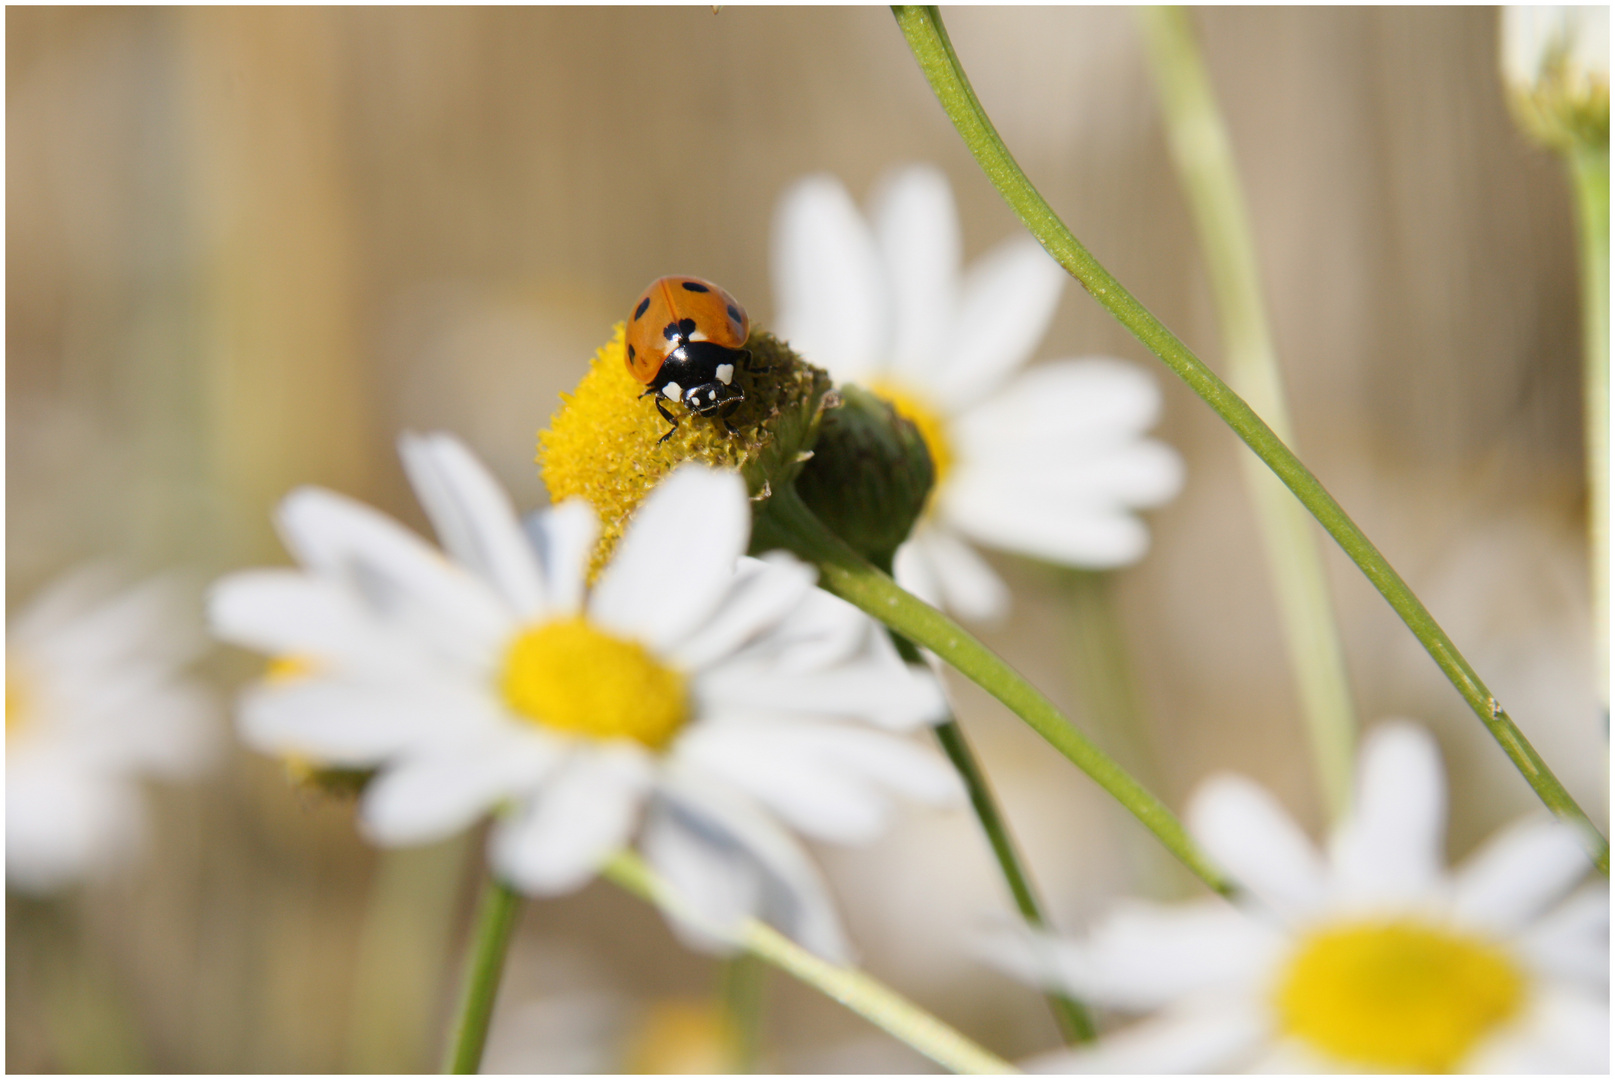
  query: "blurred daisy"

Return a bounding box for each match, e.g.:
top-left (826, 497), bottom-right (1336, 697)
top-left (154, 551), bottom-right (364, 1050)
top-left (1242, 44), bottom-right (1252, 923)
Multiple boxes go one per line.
top-left (985, 723), bottom-right (1608, 1073)
top-left (773, 165), bottom-right (1183, 621)
top-left (7, 568), bottom-right (217, 893)
top-left (211, 433), bottom-right (957, 960)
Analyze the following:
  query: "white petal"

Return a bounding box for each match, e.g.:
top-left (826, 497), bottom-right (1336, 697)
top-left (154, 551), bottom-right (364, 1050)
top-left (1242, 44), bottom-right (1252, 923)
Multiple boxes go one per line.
top-left (1327, 722), bottom-right (1446, 904)
top-left (954, 358), bottom-right (1167, 447)
top-left (931, 236), bottom-right (1064, 408)
top-left (1451, 817), bottom-right (1596, 932)
top-left (891, 537), bottom-right (944, 611)
top-left (524, 499), bottom-right (599, 616)
top-left (491, 744), bottom-right (652, 894)
top-left (870, 164), bottom-right (959, 381)
top-left (359, 732), bottom-right (561, 845)
top-left (770, 174), bottom-right (889, 381)
top-left (979, 899), bottom-right (1279, 1010)
top-left (1023, 997), bottom-right (1270, 1074)
top-left (6, 760), bottom-right (144, 893)
top-left (587, 466), bottom-right (748, 653)
top-left (1468, 982), bottom-right (1611, 1073)
top-left (730, 581), bottom-right (872, 672)
top-left (953, 436), bottom-right (1185, 510)
top-left (208, 570), bottom-right (409, 673)
top-left (907, 525), bottom-right (1010, 623)
top-left (237, 677), bottom-right (502, 766)
top-left (275, 486), bottom-right (513, 666)
top-left (754, 722), bottom-right (962, 807)
top-left (398, 432), bottom-right (548, 618)
top-left (654, 765), bottom-right (851, 962)
top-left (696, 658), bottom-right (947, 731)
top-left (674, 723), bottom-right (895, 844)
top-left (1515, 883), bottom-right (1610, 986)
top-left (667, 553), bottom-right (818, 672)
top-left (943, 480), bottom-right (1154, 568)
top-left (1190, 775), bottom-right (1327, 922)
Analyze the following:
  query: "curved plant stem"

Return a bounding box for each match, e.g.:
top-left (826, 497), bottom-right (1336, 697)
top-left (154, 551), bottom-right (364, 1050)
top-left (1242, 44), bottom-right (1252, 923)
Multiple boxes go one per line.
top-left (1138, 5), bottom-right (1358, 822)
top-left (889, 631), bottom-right (1094, 1043)
top-left (1567, 142), bottom-right (1609, 719)
top-left (892, 4), bottom-right (1609, 870)
top-left (756, 485), bottom-right (1233, 893)
top-left (603, 850), bottom-right (1018, 1075)
top-left (441, 875), bottom-right (523, 1074)
top-left (719, 952), bottom-right (766, 1072)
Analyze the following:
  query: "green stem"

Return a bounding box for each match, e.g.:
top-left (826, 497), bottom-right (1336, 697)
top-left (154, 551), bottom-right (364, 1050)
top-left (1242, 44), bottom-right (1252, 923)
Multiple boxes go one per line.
top-left (892, 4), bottom-right (1609, 871)
top-left (441, 875), bottom-right (523, 1074)
top-left (1138, 5), bottom-right (1358, 822)
top-left (1567, 142), bottom-right (1609, 717)
top-left (603, 850), bottom-right (1018, 1075)
top-left (930, 717), bottom-right (1095, 1042)
top-left (757, 485), bottom-right (1232, 893)
top-left (719, 952), bottom-right (766, 1072)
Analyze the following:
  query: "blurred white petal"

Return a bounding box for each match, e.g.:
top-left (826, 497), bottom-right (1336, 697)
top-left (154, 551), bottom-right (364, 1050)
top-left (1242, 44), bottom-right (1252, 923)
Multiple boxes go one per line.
top-left (398, 432), bottom-right (548, 618)
top-left (492, 745), bottom-right (653, 894)
top-left (1328, 722), bottom-right (1447, 904)
top-left (771, 174), bottom-right (889, 381)
top-left (871, 164), bottom-right (959, 381)
top-left (932, 235), bottom-right (1065, 407)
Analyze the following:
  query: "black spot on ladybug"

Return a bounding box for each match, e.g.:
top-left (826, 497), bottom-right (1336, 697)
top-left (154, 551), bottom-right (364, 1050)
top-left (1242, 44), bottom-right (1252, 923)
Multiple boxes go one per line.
top-left (681, 281), bottom-right (710, 293)
top-left (628, 344), bottom-right (636, 361)
top-left (634, 297), bottom-right (651, 320)
top-left (727, 304), bottom-right (742, 324)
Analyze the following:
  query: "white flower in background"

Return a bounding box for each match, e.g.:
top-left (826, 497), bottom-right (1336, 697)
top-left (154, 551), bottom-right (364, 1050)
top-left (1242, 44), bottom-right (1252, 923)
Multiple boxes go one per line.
top-left (7, 568), bottom-right (217, 893)
top-left (773, 165), bottom-right (1183, 621)
top-left (211, 433), bottom-right (958, 960)
top-left (1501, 6), bottom-right (1609, 100)
top-left (1500, 6), bottom-right (1610, 147)
top-left (985, 723), bottom-right (1608, 1073)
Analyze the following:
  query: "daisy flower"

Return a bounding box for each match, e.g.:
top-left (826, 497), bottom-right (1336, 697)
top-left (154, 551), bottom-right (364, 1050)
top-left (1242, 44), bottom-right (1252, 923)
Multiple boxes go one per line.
top-left (210, 433), bottom-right (958, 960)
top-left (985, 722), bottom-right (1608, 1073)
top-left (772, 165), bottom-right (1184, 620)
top-left (7, 568), bottom-right (217, 893)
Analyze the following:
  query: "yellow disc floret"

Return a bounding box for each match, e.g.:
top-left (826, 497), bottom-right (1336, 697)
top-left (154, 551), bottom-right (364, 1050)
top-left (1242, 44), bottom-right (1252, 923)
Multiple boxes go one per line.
top-left (621, 1000), bottom-right (741, 1074)
top-left (538, 324), bottom-right (830, 579)
top-left (1275, 918), bottom-right (1525, 1072)
top-left (6, 665), bottom-right (32, 743)
top-left (865, 378), bottom-right (954, 491)
top-left (501, 616), bottom-right (687, 750)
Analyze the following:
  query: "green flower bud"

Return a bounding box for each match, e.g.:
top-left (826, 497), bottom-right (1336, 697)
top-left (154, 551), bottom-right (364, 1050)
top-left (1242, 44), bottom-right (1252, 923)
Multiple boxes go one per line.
top-left (790, 383), bottom-right (935, 571)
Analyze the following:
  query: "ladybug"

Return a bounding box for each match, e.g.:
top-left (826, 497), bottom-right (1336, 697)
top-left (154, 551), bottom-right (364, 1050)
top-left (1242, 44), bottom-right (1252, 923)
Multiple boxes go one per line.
top-left (626, 276), bottom-right (751, 443)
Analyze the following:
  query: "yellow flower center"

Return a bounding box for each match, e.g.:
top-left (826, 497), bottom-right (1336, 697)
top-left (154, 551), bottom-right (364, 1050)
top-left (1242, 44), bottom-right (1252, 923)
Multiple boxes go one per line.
top-left (500, 616), bottom-right (687, 750)
top-left (621, 1000), bottom-right (740, 1074)
top-left (6, 666), bottom-right (32, 743)
top-left (538, 324), bottom-right (829, 580)
top-left (1275, 918), bottom-right (1525, 1072)
top-left (865, 378), bottom-right (954, 491)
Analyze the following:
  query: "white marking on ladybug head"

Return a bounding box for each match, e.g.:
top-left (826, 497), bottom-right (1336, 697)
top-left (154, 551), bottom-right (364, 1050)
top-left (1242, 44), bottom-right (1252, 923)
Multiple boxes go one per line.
top-left (716, 363), bottom-right (734, 385)
top-left (662, 381), bottom-right (683, 401)
top-left (687, 386), bottom-right (716, 406)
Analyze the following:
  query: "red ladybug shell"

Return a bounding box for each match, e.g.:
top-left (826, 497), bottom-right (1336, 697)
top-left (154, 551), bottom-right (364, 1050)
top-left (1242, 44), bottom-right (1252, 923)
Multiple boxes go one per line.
top-left (625, 276), bottom-right (750, 385)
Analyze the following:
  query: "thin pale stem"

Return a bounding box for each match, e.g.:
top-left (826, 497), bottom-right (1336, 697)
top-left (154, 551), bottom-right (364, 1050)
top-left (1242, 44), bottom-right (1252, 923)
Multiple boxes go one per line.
top-left (1060, 569), bottom-right (1194, 900)
top-left (756, 485), bottom-right (1232, 893)
top-left (1567, 142), bottom-right (1609, 717)
top-left (441, 875), bottom-right (523, 1074)
top-left (719, 952), bottom-right (766, 1072)
top-left (891, 619), bottom-right (1093, 1043)
top-left (892, 4), bottom-right (1608, 871)
top-left (1139, 5), bottom-right (1358, 822)
top-left (603, 850), bottom-right (1018, 1075)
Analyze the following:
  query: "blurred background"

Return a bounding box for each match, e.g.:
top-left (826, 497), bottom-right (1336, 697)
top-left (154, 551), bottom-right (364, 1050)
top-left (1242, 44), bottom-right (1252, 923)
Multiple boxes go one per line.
top-left (6, 6), bottom-right (1604, 1072)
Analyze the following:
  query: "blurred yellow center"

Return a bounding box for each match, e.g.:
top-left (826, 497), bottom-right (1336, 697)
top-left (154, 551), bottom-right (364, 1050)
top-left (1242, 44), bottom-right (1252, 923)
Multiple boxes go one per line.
top-left (500, 617), bottom-right (686, 749)
top-left (6, 668), bottom-right (32, 742)
top-left (622, 1000), bottom-right (740, 1074)
top-left (1275, 919), bottom-right (1524, 1072)
top-left (866, 378), bottom-right (953, 490)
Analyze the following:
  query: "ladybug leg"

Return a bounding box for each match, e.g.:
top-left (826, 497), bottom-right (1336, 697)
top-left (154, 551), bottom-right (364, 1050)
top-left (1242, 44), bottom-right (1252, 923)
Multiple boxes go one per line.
top-left (653, 397), bottom-right (680, 444)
